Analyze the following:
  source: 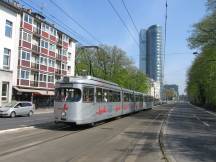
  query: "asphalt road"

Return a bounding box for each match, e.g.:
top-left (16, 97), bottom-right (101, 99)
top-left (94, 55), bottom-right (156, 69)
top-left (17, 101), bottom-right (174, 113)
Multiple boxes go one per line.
top-left (0, 104), bottom-right (171, 162)
top-left (0, 113), bottom-right (54, 130)
top-left (165, 103), bottom-right (216, 162)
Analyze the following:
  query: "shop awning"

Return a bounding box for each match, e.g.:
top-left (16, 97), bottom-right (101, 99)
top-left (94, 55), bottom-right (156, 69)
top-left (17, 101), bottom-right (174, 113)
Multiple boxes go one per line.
top-left (14, 87), bottom-right (54, 96)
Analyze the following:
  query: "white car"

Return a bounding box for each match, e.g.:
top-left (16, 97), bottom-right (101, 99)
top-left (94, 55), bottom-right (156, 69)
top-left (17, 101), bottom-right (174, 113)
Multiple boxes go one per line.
top-left (0, 101), bottom-right (34, 118)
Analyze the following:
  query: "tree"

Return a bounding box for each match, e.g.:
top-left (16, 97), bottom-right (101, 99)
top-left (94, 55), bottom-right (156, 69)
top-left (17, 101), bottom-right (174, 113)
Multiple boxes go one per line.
top-left (187, 0), bottom-right (216, 109)
top-left (75, 45), bottom-right (150, 93)
top-left (188, 0), bottom-right (216, 49)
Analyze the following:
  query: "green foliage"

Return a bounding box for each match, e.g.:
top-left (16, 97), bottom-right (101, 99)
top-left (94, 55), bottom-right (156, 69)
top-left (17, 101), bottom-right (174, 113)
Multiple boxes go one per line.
top-left (187, 0), bottom-right (216, 109)
top-left (186, 47), bottom-right (216, 108)
top-left (188, 0), bottom-right (216, 49)
top-left (75, 45), bottom-right (150, 93)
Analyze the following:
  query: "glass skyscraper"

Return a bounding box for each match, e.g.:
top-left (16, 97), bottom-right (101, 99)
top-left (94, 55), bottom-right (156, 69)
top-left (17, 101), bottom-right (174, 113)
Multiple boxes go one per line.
top-left (139, 25), bottom-right (164, 96)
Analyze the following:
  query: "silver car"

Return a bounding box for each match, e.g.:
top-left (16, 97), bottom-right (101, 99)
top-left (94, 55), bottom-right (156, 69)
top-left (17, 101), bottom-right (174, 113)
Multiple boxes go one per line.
top-left (0, 101), bottom-right (34, 118)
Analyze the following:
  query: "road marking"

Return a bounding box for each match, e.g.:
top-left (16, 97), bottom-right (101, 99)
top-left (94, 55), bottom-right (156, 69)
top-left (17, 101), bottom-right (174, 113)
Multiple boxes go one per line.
top-left (190, 103), bottom-right (216, 117)
top-left (0, 126), bottom-right (35, 135)
top-left (194, 115), bottom-right (210, 127)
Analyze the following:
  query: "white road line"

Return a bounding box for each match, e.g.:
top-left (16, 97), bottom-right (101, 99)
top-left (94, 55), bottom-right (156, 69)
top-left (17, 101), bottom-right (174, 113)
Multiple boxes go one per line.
top-left (0, 126), bottom-right (35, 135)
top-left (190, 103), bottom-right (216, 117)
top-left (194, 115), bottom-right (210, 127)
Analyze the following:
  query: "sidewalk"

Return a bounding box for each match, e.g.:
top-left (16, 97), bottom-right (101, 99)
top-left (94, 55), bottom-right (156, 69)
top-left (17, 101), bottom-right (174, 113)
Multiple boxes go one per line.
top-left (34, 107), bottom-right (54, 114)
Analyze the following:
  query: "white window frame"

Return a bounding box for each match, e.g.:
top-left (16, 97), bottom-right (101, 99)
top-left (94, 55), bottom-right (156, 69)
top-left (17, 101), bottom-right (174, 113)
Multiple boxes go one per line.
top-left (3, 48), bottom-right (11, 69)
top-left (1, 82), bottom-right (9, 102)
top-left (22, 31), bottom-right (32, 43)
top-left (48, 59), bottom-right (55, 67)
top-left (23, 13), bottom-right (33, 24)
top-left (41, 40), bottom-right (48, 49)
top-left (20, 70), bottom-right (30, 80)
top-left (21, 50), bottom-right (31, 61)
top-left (5, 20), bottom-right (13, 38)
top-left (48, 75), bottom-right (54, 83)
top-left (49, 43), bottom-right (56, 52)
top-left (40, 56), bottom-right (47, 65)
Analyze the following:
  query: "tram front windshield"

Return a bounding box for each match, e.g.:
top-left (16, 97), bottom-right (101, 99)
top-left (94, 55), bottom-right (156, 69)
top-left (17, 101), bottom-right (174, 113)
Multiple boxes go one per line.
top-left (55, 88), bottom-right (81, 102)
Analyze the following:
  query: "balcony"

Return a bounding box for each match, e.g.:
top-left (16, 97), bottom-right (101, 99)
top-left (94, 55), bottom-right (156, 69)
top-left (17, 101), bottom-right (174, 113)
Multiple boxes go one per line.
top-left (33, 27), bottom-right (41, 37)
top-left (31, 63), bottom-right (39, 70)
top-left (30, 81), bottom-right (39, 87)
top-left (32, 45), bottom-right (40, 54)
top-left (57, 39), bottom-right (63, 47)
top-left (56, 54), bottom-right (62, 60)
top-left (55, 69), bottom-right (61, 75)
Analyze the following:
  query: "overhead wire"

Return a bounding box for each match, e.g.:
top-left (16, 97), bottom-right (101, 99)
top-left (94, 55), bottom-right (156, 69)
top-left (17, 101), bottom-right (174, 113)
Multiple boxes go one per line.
top-left (49, 0), bottom-right (103, 45)
top-left (19, 0), bottom-right (93, 45)
top-left (106, 0), bottom-right (139, 47)
top-left (121, 0), bottom-right (139, 35)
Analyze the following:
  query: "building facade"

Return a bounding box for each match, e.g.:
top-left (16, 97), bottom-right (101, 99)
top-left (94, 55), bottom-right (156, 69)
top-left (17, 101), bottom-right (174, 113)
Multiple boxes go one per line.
top-left (146, 25), bottom-right (163, 83)
top-left (139, 25), bottom-right (164, 98)
top-left (0, 1), bottom-right (21, 106)
top-left (164, 84), bottom-right (179, 98)
top-left (139, 29), bottom-right (147, 74)
top-left (0, 1), bottom-right (76, 107)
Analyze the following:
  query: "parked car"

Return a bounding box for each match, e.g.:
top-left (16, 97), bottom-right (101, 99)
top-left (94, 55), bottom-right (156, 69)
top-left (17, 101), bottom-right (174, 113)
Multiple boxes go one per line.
top-left (0, 101), bottom-right (34, 118)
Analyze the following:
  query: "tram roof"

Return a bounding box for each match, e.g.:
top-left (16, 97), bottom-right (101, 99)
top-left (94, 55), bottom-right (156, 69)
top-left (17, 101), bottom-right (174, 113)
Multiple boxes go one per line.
top-left (57, 76), bottom-right (119, 87)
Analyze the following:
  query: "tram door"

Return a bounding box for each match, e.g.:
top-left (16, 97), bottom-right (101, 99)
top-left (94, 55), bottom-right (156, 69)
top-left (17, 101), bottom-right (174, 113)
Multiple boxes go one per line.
top-left (96, 88), bottom-right (104, 121)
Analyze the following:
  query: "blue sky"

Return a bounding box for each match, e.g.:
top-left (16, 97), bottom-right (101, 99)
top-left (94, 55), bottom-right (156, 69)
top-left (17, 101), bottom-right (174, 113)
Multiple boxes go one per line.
top-left (20, 0), bottom-right (206, 94)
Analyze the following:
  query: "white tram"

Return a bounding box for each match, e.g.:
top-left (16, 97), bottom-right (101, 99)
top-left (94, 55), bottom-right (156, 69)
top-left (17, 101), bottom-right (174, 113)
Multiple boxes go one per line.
top-left (54, 76), bottom-right (153, 125)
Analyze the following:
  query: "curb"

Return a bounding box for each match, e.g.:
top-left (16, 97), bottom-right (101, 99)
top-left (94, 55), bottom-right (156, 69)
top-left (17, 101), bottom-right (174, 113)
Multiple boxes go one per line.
top-left (158, 107), bottom-right (176, 162)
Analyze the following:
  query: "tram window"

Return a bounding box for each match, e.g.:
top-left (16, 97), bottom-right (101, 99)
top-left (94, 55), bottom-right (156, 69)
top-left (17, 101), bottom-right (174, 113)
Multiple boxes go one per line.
top-left (129, 94), bottom-right (134, 102)
top-left (96, 88), bottom-right (102, 102)
top-left (108, 90), bottom-right (113, 102)
top-left (103, 89), bottom-right (109, 102)
top-left (55, 88), bottom-right (81, 102)
top-left (83, 87), bottom-right (94, 103)
top-left (113, 91), bottom-right (120, 102)
top-left (123, 93), bottom-right (129, 102)
top-left (135, 95), bottom-right (139, 102)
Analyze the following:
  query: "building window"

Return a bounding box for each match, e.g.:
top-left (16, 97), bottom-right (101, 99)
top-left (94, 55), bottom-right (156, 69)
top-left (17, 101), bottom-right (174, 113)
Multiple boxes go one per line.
top-left (21, 50), bottom-right (30, 61)
top-left (21, 70), bottom-right (30, 79)
top-left (41, 40), bottom-right (48, 49)
top-left (40, 74), bottom-right (47, 82)
top-left (62, 64), bottom-right (65, 70)
top-left (40, 57), bottom-right (47, 65)
top-left (24, 14), bottom-right (32, 24)
top-left (48, 75), bottom-right (54, 82)
top-left (5, 20), bottom-right (13, 38)
top-left (49, 44), bottom-right (56, 52)
top-left (63, 34), bottom-right (69, 42)
top-left (67, 66), bottom-right (71, 72)
top-left (42, 23), bottom-right (49, 32)
top-left (23, 31), bottom-right (31, 43)
top-left (50, 27), bottom-right (56, 36)
top-left (3, 48), bottom-right (11, 69)
top-left (1, 82), bottom-right (9, 101)
top-left (49, 59), bottom-right (55, 67)
top-left (63, 49), bottom-right (67, 56)
top-left (68, 52), bottom-right (71, 60)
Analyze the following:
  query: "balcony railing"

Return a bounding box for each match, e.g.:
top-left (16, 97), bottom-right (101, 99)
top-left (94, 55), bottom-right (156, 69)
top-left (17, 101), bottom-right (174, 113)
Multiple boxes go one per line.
top-left (32, 45), bottom-right (40, 53)
top-left (56, 54), bottom-right (62, 60)
top-left (33, 27), bottom-right (41, 36)
top-left (57, 39), bottom-right (62, 46)
top-left (55, 69), bottom-right (61, 75)
top-left (30, 81), bottom-right (39, 87)
top-left (31, 63), bottom-right (39, 70)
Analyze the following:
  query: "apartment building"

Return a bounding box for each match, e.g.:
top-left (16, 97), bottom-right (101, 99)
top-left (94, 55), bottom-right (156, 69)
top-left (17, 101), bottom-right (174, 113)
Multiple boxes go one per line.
top-left (0, 1), bottom-right (76, 108)
top-left (0, 1), bottom-right (20, 106)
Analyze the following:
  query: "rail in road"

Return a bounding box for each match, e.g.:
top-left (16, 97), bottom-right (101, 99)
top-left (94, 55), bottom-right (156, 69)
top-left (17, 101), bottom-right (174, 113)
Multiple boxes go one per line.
top-left (0, 104), bottom-right (172, 162)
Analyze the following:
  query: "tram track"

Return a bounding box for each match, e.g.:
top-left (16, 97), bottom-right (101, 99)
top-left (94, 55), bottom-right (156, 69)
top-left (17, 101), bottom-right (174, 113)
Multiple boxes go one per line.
top-left (0, 124), bottom-right (89, 158)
